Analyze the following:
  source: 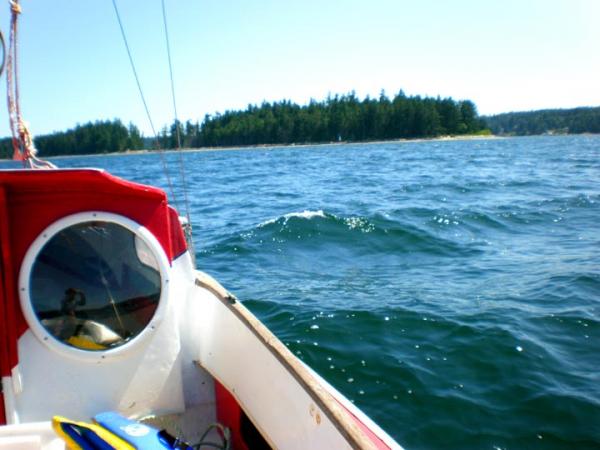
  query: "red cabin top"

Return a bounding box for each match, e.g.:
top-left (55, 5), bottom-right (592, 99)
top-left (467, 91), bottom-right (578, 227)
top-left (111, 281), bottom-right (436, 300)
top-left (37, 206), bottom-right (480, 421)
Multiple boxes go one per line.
top-left (0, 169), bottom-right (187, 376)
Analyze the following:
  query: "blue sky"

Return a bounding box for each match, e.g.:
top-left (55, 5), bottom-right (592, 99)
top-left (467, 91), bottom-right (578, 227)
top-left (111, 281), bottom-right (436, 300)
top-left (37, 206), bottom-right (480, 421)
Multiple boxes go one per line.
top-left (0, 0), bottom-right (598, 136)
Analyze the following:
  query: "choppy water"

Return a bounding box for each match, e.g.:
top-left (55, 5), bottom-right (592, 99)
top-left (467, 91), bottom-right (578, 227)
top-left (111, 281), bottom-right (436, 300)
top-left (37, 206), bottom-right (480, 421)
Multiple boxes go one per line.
top-left (10, 135), bottom-right (600, 449)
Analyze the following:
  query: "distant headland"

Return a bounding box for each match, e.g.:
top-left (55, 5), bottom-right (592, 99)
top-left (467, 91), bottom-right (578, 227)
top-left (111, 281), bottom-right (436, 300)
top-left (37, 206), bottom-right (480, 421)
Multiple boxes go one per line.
top-left (1, 91), bottom-right (599, 158)
top-left (483, 107), bottom-right (600, 135)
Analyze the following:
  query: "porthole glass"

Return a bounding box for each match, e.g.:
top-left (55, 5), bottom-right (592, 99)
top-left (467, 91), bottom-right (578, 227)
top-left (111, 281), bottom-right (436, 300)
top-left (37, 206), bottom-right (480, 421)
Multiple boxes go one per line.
top-left (29, 221), bottom-right (162, 351)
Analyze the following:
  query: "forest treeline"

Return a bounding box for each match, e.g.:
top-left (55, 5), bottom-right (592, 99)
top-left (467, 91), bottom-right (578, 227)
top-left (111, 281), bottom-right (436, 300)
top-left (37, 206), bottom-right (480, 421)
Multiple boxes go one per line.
top-left (3, 93), bottom-right (599, 159)
top-left (0, 91), bottom-right (488, 158)
top-left (195, 91), bottom-right (486, 146)
top-left (484, 107), bottom-right (600, 135)
top-left (0, 119), bottom-right (144, 158)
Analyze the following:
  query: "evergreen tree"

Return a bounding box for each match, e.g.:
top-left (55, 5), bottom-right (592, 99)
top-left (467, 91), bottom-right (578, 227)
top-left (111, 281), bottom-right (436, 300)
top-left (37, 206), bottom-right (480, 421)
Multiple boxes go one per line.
top-left (485, 107), bottom-right (600, 135)
top-left (0, 90), bottom-right (506, 158)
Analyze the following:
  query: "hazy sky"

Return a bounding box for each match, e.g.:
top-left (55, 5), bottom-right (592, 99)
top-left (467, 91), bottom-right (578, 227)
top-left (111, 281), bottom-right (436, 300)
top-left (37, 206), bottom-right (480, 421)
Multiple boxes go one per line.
top-left (0, 0), bottom-right (598, 136)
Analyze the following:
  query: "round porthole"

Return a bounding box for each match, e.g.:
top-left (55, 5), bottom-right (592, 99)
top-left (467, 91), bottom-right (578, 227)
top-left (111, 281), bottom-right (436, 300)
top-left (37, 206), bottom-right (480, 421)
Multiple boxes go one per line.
top-left (19, 212), bottom-right (170, 361)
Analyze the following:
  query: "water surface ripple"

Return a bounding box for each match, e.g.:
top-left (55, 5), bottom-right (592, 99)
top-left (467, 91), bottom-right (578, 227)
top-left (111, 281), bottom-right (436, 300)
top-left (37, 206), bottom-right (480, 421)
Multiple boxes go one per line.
top-left (21, 135), bottom-right (600, 449)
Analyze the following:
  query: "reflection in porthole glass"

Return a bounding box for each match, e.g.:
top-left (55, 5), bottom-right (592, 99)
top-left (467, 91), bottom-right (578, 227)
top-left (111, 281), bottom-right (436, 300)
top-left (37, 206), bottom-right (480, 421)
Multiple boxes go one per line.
top-left (29, 221), bottom-right (162, 351)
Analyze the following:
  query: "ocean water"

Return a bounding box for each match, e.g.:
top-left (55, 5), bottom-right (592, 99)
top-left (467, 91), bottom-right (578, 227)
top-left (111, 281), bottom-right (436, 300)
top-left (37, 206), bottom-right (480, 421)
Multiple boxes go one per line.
top-left (12, 135), bottom-right (600, 449)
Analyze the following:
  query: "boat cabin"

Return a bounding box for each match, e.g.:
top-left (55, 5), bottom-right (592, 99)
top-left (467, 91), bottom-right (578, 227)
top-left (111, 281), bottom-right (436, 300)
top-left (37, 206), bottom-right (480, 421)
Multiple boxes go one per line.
top-left (0, 169), bottom-right (399, 449)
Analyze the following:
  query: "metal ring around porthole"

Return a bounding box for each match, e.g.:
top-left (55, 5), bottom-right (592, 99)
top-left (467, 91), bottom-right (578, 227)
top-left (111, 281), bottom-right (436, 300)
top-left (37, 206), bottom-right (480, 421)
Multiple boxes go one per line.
top-left (18, 211), bottom-right (170, 362)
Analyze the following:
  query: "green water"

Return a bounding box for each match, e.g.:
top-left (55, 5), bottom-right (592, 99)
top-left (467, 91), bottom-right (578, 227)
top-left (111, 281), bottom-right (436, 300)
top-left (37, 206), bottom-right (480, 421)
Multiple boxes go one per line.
top-left (46, 135), bottom-right (600, 449)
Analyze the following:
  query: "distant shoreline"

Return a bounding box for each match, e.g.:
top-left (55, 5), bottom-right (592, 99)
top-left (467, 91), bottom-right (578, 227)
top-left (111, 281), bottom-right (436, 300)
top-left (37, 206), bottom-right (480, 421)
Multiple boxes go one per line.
top-left (40, 134), bottom-right (501, 160)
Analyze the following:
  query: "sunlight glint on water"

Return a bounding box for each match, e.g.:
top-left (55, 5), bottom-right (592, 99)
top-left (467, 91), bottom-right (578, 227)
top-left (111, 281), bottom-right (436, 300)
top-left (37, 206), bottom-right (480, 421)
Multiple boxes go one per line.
top-left (10, 135), bottom-right (598, 450)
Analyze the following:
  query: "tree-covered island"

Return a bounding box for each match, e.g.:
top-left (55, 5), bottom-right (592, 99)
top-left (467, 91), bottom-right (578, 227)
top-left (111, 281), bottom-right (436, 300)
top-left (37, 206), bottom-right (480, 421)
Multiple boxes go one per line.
top-left (0, 119), bottom-right (144, 158)
top-left (484, 107), bottom-right (600, 135)
top-left (1, 91), bottom-right (598, 158)
top-left (0, 91), bottom-right (487, 158)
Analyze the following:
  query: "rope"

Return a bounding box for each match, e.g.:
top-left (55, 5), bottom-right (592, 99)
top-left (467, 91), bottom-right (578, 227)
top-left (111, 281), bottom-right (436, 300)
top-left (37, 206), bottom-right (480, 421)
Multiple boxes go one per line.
top-left (161, 0), bottom-right (194, 254)
top-left (111, 0), bottom-right (179, 211)
top-left (6, 0), bottom-right (56, 169)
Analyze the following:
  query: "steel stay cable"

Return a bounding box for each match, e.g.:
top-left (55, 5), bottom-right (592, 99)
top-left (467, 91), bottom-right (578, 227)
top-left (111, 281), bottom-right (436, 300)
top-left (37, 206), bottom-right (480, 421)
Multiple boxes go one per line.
top-left (161, 0), bottom-right (181, 151)
top-left (161, 0), bottom-right (194, 253)
top-left (111, 0), bottom-right (179, 212)
top-left (0, 29), bottom-right (5, 78)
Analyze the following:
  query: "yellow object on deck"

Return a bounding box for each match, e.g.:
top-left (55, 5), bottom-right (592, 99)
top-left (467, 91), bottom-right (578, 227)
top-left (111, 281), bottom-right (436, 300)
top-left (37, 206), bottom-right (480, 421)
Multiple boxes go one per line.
top-left (67, 335), bottom-right (107, 350)
top-left (52, 416), bottom-right (135, 450)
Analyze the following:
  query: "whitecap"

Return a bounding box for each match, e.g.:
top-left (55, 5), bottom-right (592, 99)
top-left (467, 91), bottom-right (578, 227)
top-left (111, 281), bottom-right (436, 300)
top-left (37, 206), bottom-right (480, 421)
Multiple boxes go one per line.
top-left (258, 209), bottom-right (326, 227)
top-left (284, 209), bottom-right (326, 220)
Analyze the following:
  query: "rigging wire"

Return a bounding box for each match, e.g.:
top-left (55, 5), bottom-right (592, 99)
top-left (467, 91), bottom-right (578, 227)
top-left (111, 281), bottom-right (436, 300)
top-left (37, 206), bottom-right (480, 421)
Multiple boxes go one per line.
top-left (111, 0), bottom-right (179, 212)
top-left (0, 28), bottom-right (5, 77)
top-left (160, 0), bottom-right (194, 255)
top-left (161, 0), bottom-right (182, 150)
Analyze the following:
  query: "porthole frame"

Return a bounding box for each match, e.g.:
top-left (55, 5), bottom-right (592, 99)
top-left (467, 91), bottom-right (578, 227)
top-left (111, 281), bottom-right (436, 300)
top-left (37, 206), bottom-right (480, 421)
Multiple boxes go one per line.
top-left (18, 211), bottom-right (171, 362)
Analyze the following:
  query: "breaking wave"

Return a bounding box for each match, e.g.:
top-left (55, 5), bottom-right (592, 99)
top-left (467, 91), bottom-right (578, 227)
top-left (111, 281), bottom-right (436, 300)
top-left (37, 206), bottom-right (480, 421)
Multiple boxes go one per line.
top-left (201, 209), bottom-right (485, 258)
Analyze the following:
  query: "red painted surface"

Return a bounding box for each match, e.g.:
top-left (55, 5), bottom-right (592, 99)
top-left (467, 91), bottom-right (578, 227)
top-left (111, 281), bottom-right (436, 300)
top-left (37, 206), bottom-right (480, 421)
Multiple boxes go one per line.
top-left (168, 206), bottom-right (188, 259)
top-left (0, 169), bottom-right (187, 364)
top-left (0, 186), bottom-right (18, 379)
top-left (0, 233), bottom-right (5, 425)
top-left (0, 190), bottom-right (7, 379)
top-left (215, 380), bottom-right (249, 450)
top-left (335, 398), bottom-right (392, 450)
top-left (0, 266), bottom-right (5, 372)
